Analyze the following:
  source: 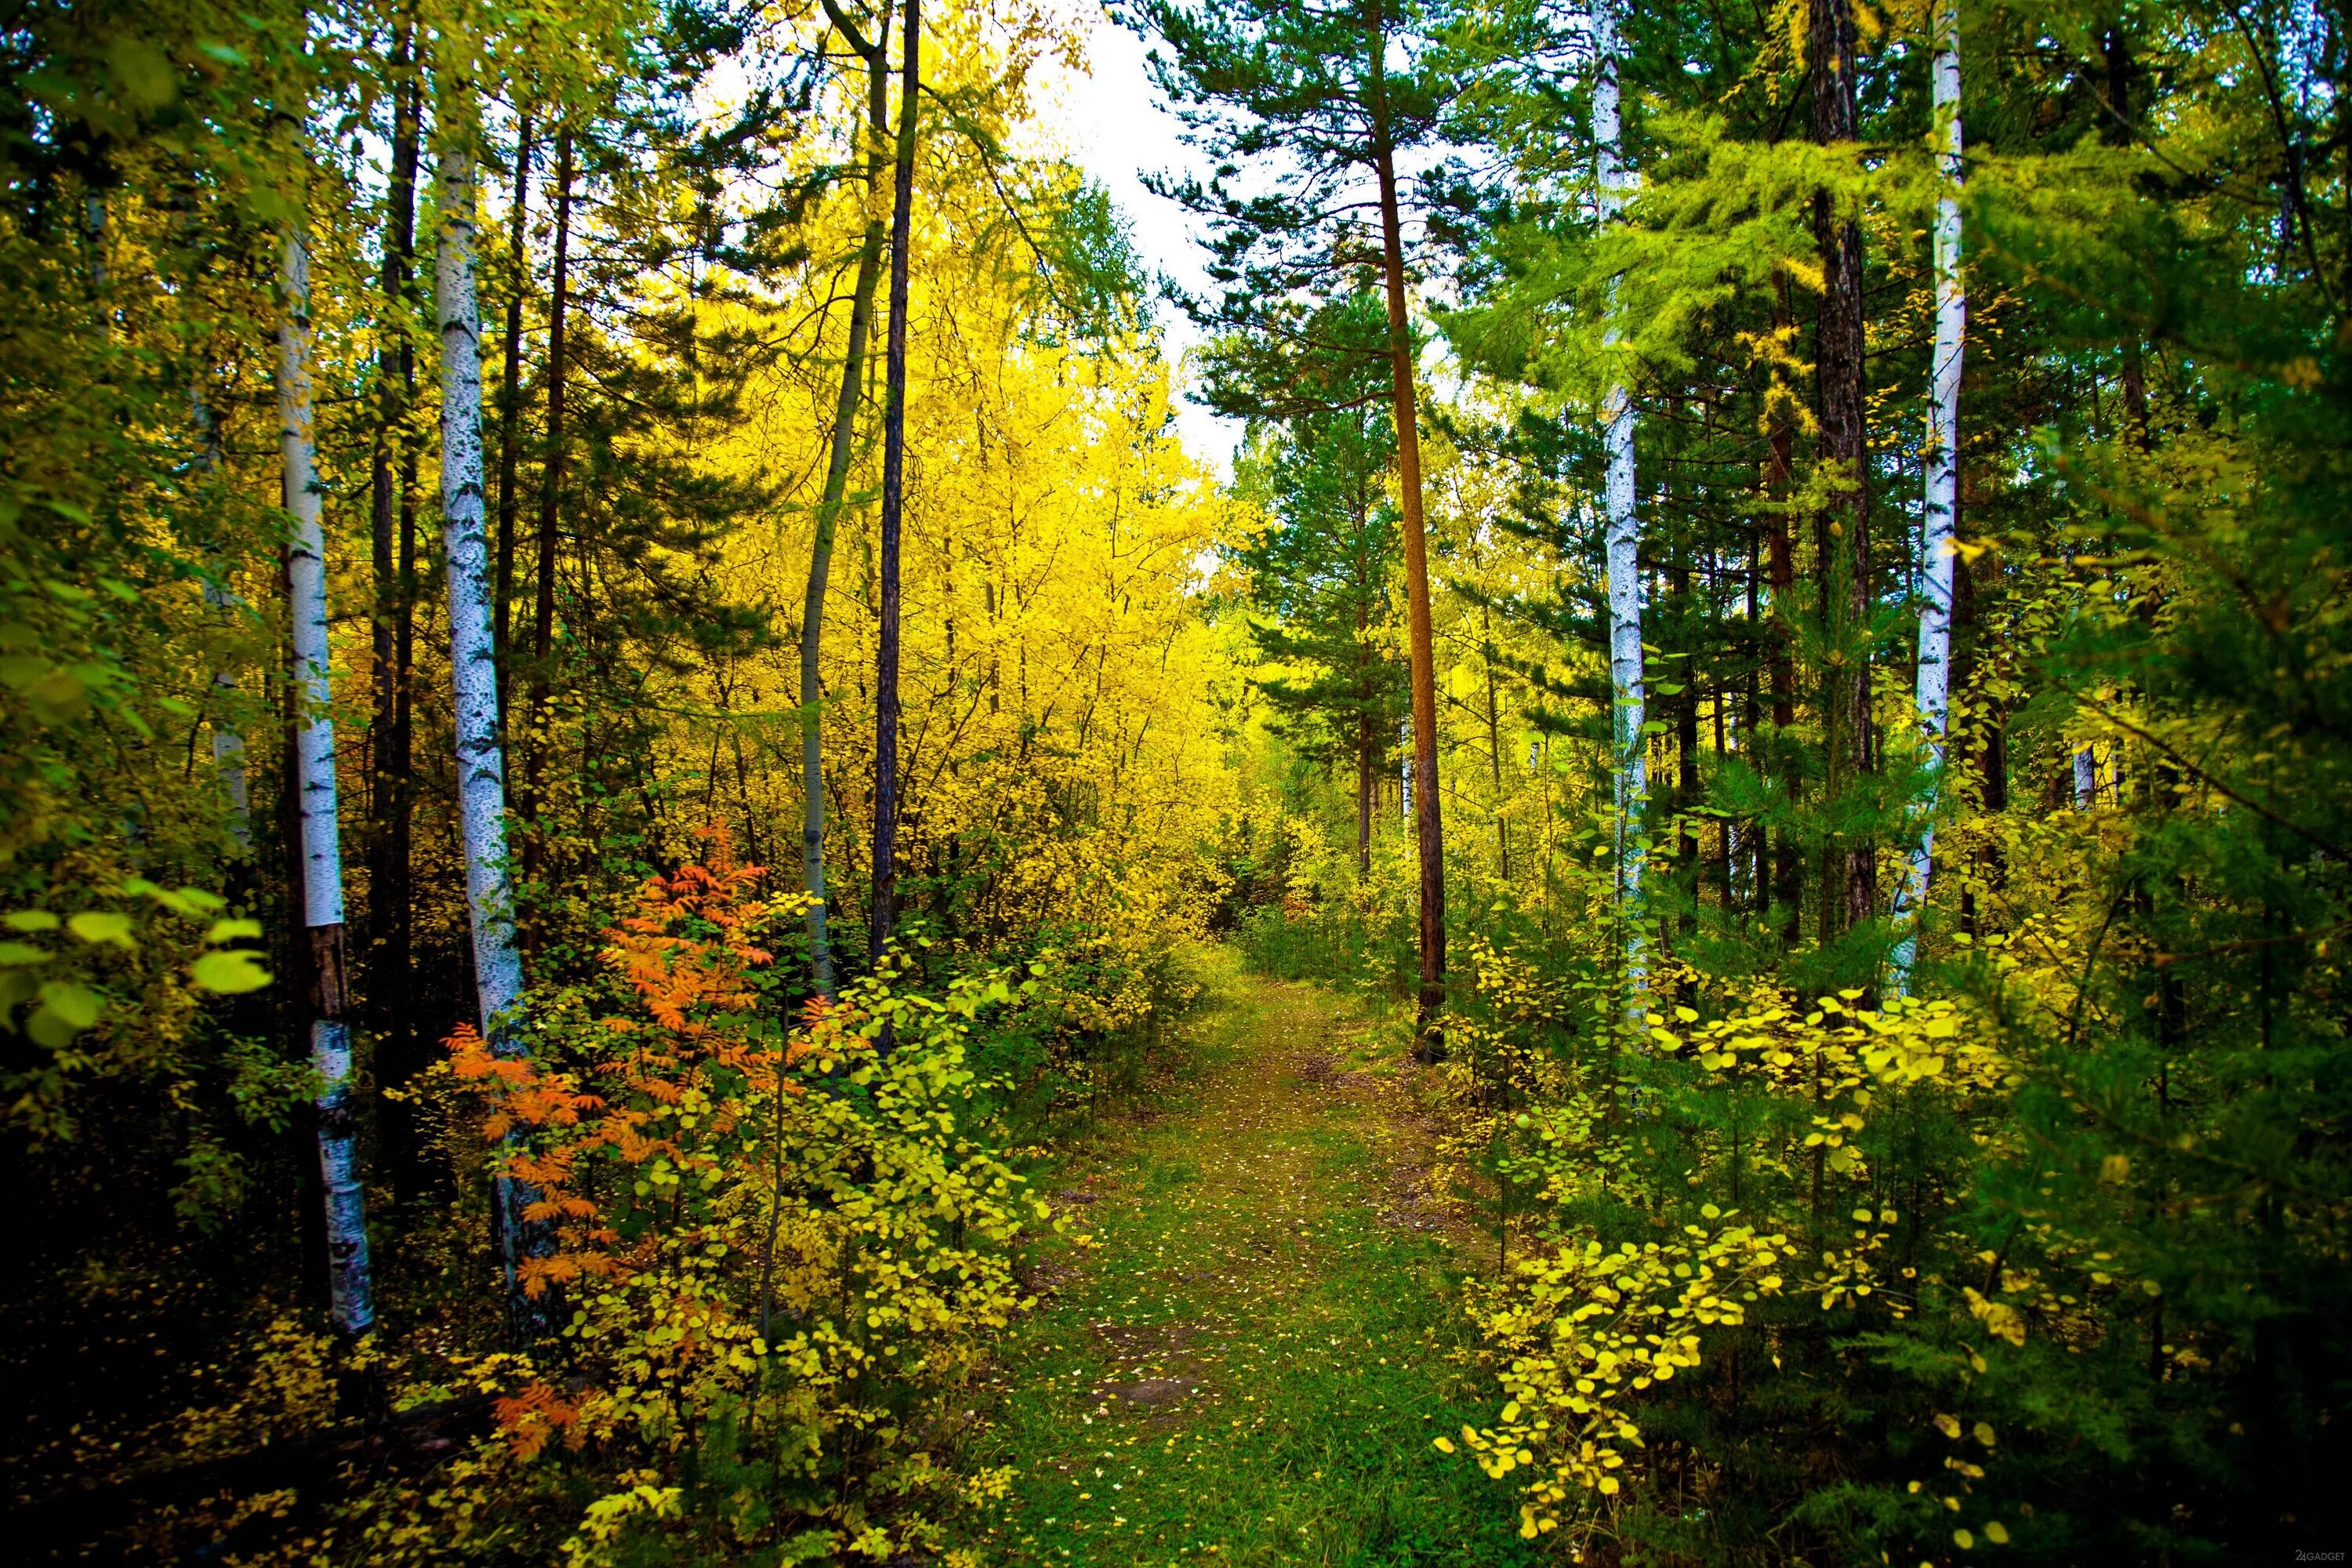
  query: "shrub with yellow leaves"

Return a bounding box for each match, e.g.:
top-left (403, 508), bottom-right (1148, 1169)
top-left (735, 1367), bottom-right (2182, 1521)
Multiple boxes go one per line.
top-left (366, 829), bottom-right (1053, 1564)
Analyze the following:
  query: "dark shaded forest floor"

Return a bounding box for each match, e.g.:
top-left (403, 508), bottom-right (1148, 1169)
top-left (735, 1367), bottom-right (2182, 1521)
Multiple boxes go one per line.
top-left (945, 955), bottom-right (1544, 1566)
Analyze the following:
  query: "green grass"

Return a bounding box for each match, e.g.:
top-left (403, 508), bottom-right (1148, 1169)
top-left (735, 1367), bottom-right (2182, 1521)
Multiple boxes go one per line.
top-left (945, 956), bottom-right (1546, 1566)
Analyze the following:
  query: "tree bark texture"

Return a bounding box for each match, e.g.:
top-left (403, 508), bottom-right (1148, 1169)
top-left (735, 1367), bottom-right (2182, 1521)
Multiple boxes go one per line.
top-left (1893, 1), bottom-right (1965, 993)
top-left (494, 109), bottom-right (534, 725)
top-left (523, 129), bottom-right (573, 901)
top-left (435, 113), bottom-right (539, 1340)
top-left (808, 0), bottom-right (895, 995)
top-left (870, 0), bottom-right (920, 967)
top-left (367, 31), bottom-right (423, 1181)
top-left (1811, 0), bottom-right (1875, 943)
top-left (1370, 39), bottom-right (1446, 1052)
top-left (282, 220), bottom-right (374, 1339)
top-left (1594, 0), bottom-right (1646, 1002)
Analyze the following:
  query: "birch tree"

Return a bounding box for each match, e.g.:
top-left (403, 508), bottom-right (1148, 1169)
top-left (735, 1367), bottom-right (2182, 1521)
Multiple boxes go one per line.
top-left (1893, 0), bottom-right (1964, 992)
top-left (1593, 0), bottom-right (1646, 998)
top-left (436, 88), bottom-right (537, 1334)
top-left (281, 220), bottom-right (373, 1338)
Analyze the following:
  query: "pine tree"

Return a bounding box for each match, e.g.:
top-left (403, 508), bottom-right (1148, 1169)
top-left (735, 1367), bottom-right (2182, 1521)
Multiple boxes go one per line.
top-left (1138, 0), bottom-right (1459, 1045)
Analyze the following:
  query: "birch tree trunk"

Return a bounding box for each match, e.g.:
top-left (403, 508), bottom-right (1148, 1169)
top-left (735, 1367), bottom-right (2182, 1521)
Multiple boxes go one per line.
top-left (436, 111), bottom-right (538, 1336)
top-left (282, 223), bottom-right (374, 1339)
top-left (870, 0), bottom-right (919, 971)
top-left (1893, 2), bottom-right (1965, 993)
top-left (1594, 0), bottom-right (1646, 1000)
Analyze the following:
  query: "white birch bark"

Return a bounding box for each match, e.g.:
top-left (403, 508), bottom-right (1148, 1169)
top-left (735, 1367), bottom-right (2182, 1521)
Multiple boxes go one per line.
top-left (435, 133), bottom-right (525, 1042)
top-left (2074, 746), bottom-right (2097, 808)
top-left (1400, 715), bottom-right (1414, 822)
top-left (1594, 0), bottom-right (1646, 995)
top-left (281, 223), bottom-right (374, 1338)
top-left (437, 117), bottom-right (539, 1329)
top-left (1893, 4), bottom-right (1965, 993)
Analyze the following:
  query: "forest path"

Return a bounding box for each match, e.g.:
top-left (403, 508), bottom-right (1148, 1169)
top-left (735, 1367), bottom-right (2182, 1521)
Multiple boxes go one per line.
top-left (945, 955), bottom-right (1544, 1567)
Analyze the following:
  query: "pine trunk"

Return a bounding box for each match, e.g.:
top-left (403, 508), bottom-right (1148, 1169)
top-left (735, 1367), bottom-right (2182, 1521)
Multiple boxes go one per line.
top-left (1811, 0), bottom-right (1874, 947)
top-left (523, 129), bottom-right (574, 905)
top-left (367, 30), bottom-right (422, 1183)
top-left (494, 110), bottom-right (534, 726)
top-left (1370, 47), bottom-right (1446, 1054)
top-left (869, 0), bottom-right (920, 971)
top-left (1767, 277), bottom-right (1802, 946)
top-left (808, 0), bottom-right (895, 996)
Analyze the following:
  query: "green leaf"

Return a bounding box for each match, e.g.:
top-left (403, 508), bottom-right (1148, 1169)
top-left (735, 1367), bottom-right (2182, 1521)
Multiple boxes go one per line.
top-left (26, 670), bottom-right (89, 722)
top-left (67, 912), bottom-right (136, 948)
top-left (27, 1007), bottom-right (82, 1048)
top-left (205, 918), bottom-right (263, 943)
top-left (5, 911), bottom-right (60, 932)
top-left (37, 981), bottom-right (102, 1029)
top-left (0, 942), bottom-right (51, 966)
top-left (244, 186), bottom-right (296, 226)
top-left (191, 950), bottom-right (271, 994)
top-left (0, 653), bottom-right (47, 690)
top-left (106, 39), bottom-right (176, 111)
top-left (127, 880), bottom-right (226, 916)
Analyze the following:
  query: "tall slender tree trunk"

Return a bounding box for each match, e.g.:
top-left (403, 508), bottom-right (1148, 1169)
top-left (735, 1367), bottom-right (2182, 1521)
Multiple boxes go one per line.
top-left (193, 379), bottom-right (250, 849)
top-left (1893, 1), bottom-right (1965, 994)
top-left (1766, 278), bottom-right (1802, 946)
top-left (1482, 601), bottom-right (1509, 879)
top-left (1356, 709), bottom-right (1374, 878)
top-left (870, 0), bottom-right (920, 969)
top-left (437, 100), bottom-right (538, 1340)
top-left (1593, 0), bottom-right (1646, 1005)
top-left (808, 0), bottom-right (895, 994)
top-left (495, 110), bottom-right (535, 728)
top-left (1812, 0), bottom-right (1875, 948)
top-left (1356, 568), bottom-right (1374, 878)
top-left (282, 221), bottom-right (375, 1341)
top-left (368, 28), bottom-right (423, 1185)
top-left (1370, 39), bottom-right (1446, 1054)
top-left (1674, 564), bottom-right (1700, 884)
top-left (523, 130), bottom-right (574, 906)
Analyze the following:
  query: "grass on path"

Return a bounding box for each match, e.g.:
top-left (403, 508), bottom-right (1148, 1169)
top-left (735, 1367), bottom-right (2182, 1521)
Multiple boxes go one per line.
top-left (946, 953), bottom-right (1544, 1567)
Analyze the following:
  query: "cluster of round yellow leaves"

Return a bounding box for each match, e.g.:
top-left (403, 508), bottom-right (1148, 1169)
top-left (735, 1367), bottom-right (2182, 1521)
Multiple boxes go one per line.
top-left (1663, 989), bottom-right (2010, 1098)
top-left (1443, 1220), bottom-right (1794, 1537)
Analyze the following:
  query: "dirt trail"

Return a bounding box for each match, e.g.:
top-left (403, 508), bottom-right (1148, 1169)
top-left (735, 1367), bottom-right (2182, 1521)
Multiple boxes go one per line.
top-left (946, 959), bottom-right (1543, 1567)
